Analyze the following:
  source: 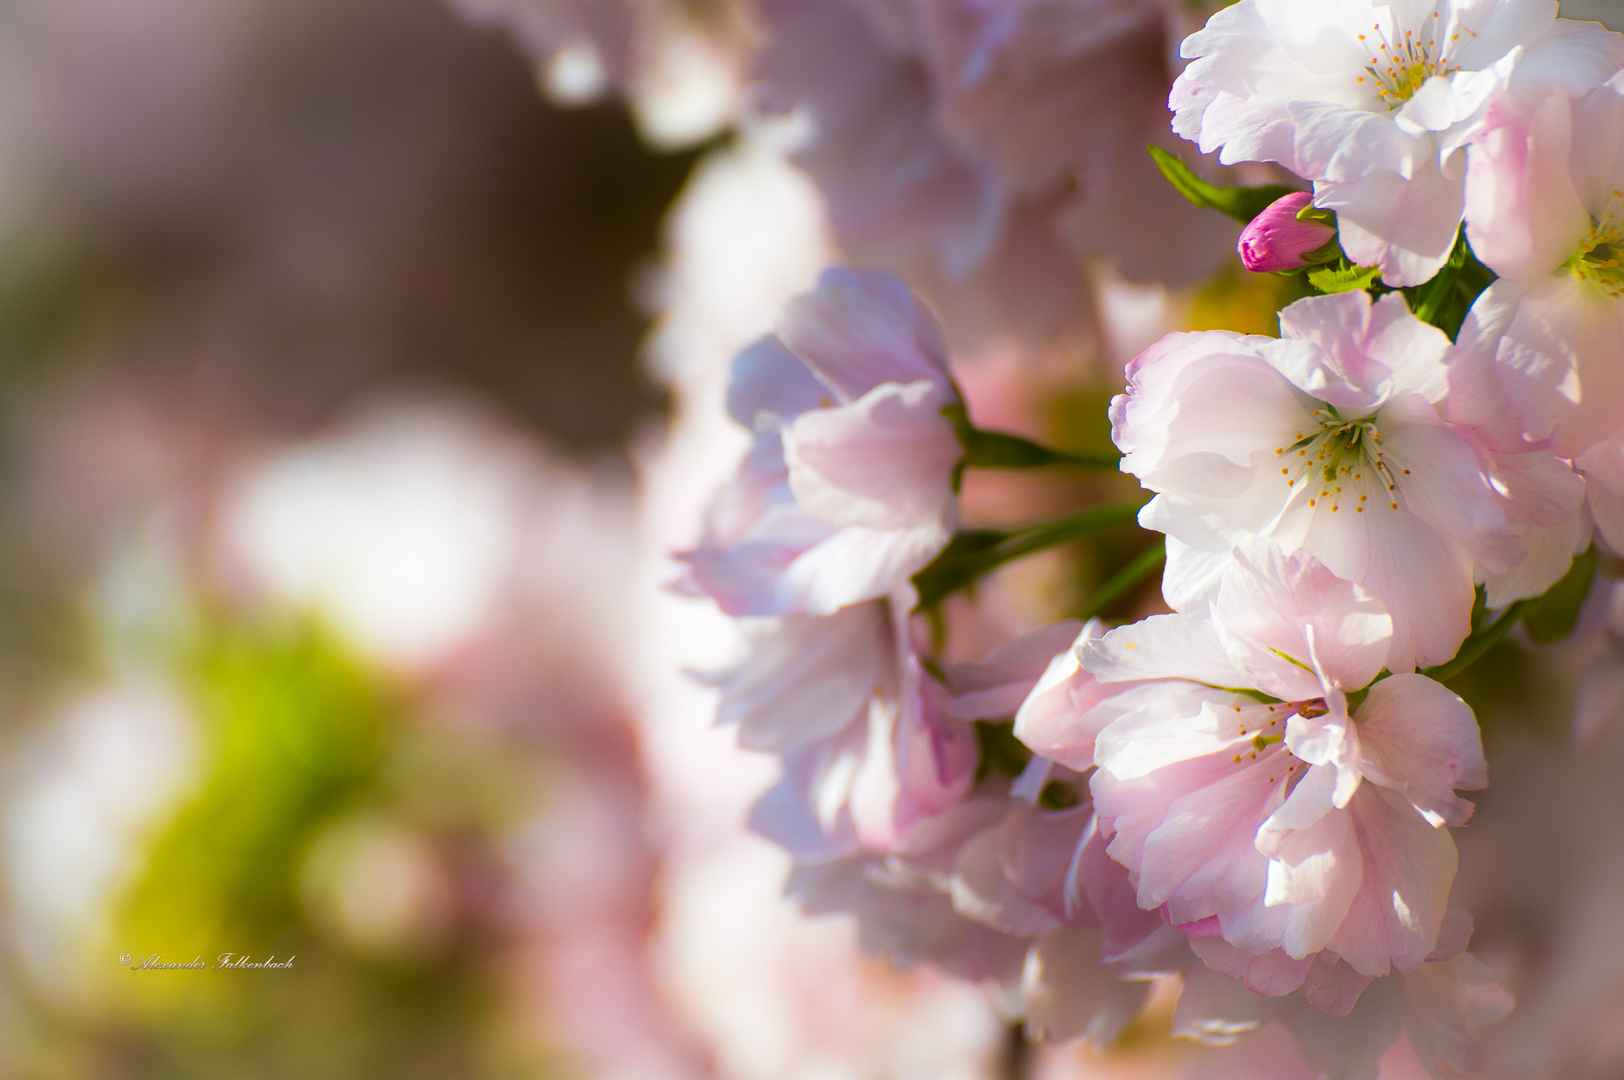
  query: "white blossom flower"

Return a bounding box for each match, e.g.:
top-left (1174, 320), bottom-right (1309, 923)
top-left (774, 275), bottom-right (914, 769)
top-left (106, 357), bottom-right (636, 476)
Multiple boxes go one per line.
top-left (1078, 546), bottom-right (1487, 992)
top-left (1115, 289), bottom-right (1522, 670)
top-left (1171, 0), bottom-right (1624, 284)
top-left (1458, 71), bottom-right (1624, 552)
top-left (678, 268), bottom-right (965, 618)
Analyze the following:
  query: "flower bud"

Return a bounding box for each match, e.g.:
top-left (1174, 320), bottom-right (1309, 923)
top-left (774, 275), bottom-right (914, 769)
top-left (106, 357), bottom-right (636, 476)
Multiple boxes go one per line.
top-left (1237, 192), bottom-right (1337, 272)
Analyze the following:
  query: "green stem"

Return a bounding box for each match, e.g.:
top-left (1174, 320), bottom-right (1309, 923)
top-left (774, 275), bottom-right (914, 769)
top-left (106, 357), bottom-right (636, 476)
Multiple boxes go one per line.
top-left (1422, 600), bottom-right (1529, 685)
top-left (943, 403), bottom-right (1122, 481)
top-left (912, 501), bottom-right (1145, 610)
top-left (1079, 541), bottom-right (1166, 620)
top-left (965, 428), bottom-right (1122, 471)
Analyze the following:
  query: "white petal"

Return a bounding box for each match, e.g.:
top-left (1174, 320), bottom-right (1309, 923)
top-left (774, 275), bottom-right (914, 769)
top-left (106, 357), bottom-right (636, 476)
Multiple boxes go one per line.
top-left (1353, 673), bottom-right (1486, 828)
top-left (1315, 160), bottom-right (1464, 288)
top-left (778, 267), bottom-right (953, 403)
top-left (714, 605), bottom-right (891, 752)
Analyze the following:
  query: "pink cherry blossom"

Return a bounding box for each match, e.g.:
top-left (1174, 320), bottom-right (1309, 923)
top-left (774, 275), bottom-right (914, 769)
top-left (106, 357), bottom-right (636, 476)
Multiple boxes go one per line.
top-left (1115, 289), bottom-right (1521, 670)
top-left (1174, 946), bottom-right (1514, 1080)
top-left (678, 268), bottom-right (965, 617)
top-left (1079, 546), bottom-right (1487, 994)
top-left (1171, 0), bottom-right (1624, 285)
top-left (1458, 72), bottom-right (1624, 553)
top-left (737, 596), bottom-right (978, 857)
top-left (749, 0), bottom-right (1235, 348)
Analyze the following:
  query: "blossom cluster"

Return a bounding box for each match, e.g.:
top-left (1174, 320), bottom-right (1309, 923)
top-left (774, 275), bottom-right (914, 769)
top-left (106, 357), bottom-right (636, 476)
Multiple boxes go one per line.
top-left (665, 0), bottom-right (1624, 1077)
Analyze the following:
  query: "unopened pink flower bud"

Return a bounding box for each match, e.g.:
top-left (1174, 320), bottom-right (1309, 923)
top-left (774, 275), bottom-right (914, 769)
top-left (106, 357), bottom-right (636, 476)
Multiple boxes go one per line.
top-left (1237, 192), bottom-right (1337, 272)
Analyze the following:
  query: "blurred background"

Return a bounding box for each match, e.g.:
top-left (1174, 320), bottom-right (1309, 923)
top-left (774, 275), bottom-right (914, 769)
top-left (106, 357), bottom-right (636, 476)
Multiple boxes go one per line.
top-left (0, 0), bottom-right (706, 1075)
top-left (1, 1), bottom-right (1621, 1079)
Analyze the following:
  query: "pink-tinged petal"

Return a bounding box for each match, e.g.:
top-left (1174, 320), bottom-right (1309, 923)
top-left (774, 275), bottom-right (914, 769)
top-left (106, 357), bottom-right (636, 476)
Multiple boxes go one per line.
top-left (1589, 473), bottom-right (1624, 552)
top-left (1286, 99), bottom-right (1424, 183)
top-left (1464, 90), bottom-right (1589, 281)
top-left (1360, 294), bottom-right (1455, 405)
top-left (1315, 159), bottom-right (1464, 288)
top-left (1081, 614), bottom-right (1250, 688)
top-left (1326, 783), bottom-right (1457, 978)
top-left (748, 724), bottom-right (867, 863)
top-left (787, 858), bottom-right (1029, 985)
top-left (998, 803), bottom-right (1094, 923)
top-left (1094, 692), bottom-right (1260, 783)
top-left (725, 336), bottom-right (828, 429)
top-left (783, 378), bottom-right (961, 531)
top-left (1271, 291), bottom-right (1451, 408)
top-left (1429, 907), bottom-right (1475, 963)
top-left (1011, 622), bottom-right (1114, 769)
top-left (1353, 673), bottom-right (1486, 828)
top-left (1281, 972), bottom-right (1405, 1080)
top-left (1114, 331), bottom-right (1310, 487)
top-left (775, 519), bottom-right (952, 615)
top-left (1256, 769), bottom-right (1363, 960)
top-left (1572, 72), bottom-right (1624, 225)
top-left (777, 267), bottom-right (953, 403)
top-left (950, 820), bottom-right (1062, 937)
top-left (678, 500), bottom-right (836, 616)
top-left (943, 620), bottom-right (1088, 723)
top-left (1302, 952), bottom-right (1375, 1017)
top-left (1483, 499), bottom-right (1591, 607)
top-left (1281, 702), bottom-right (1372, 807)
top-left (1157, 532), bottom-right (1231, 614)
top-left (1402, 952), bottom-right (1515, 1076)
top-left (1172, 963), bottom-right (1285, 1046)
top-left (1355, 490), bottom-right (1478, 671)
top-left (1021, 927), bottom-right (1152, 1048)
top-left (1132, 750), bottom-right (1289, 923)
top-left (1488, 275), bottom-right (1624, 456)
top-left (1509, 19), bottom-right (1624, 100)
top-left (1189, 936), bottom-right (1313, 998)
top-left (712, 605), bottom-right (890, 752)
top-left (891, 679), bottom-right (979, 834)
top-left (1213, 542), bottom-right (1392, 693)
top-left (1071, 818), bottom-right (1186, 974)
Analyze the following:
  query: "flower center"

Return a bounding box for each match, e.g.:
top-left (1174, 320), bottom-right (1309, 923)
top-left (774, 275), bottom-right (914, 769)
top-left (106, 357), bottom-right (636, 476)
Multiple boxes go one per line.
top-left (1566, 205), bottom-right (1624, 299)
top-left (1273, 408), bottom-right (1404, 514)
top-left (1225, 700), bottom-right (1306, 785)
top-left (1354, 14), bottom-right (1469, 110)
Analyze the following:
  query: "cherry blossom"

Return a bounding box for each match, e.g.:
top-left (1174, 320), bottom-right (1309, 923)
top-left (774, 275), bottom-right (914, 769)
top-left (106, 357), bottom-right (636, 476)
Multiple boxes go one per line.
top-left (1171, 0), bottom-right (1624, 284)
top-left (1174, 945), bottom-right (1514, 1080)
top-left (678, 268), bottom-right (965, 617)
top-left (1114, 289), bottom-right (1522, 670)
top-left (1458, 71), bottom-right (1624, 552)
top-left (732, 595), bottom-right (977, 857)
top-left (1075, 546), bottom-right (1487, 994)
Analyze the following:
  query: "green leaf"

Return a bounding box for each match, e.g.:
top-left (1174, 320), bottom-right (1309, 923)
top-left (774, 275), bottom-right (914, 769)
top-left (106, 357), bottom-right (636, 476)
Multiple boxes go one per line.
top-left (1308, 261), bottom-right (1381, 293)
top-left (1147, 144), bottom-right (1296, 223)
top-left (1521, 545), bottom-right (1597, 644)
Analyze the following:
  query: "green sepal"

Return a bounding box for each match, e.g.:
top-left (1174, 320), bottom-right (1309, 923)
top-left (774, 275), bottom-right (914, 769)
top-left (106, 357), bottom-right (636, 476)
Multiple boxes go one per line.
top-left (1295, 204), bottom-right (1337, 227)
top-left (1147, 144), bottom-right (1296, 224)
top-left (1308, 261), bottom-right (1381, 293)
